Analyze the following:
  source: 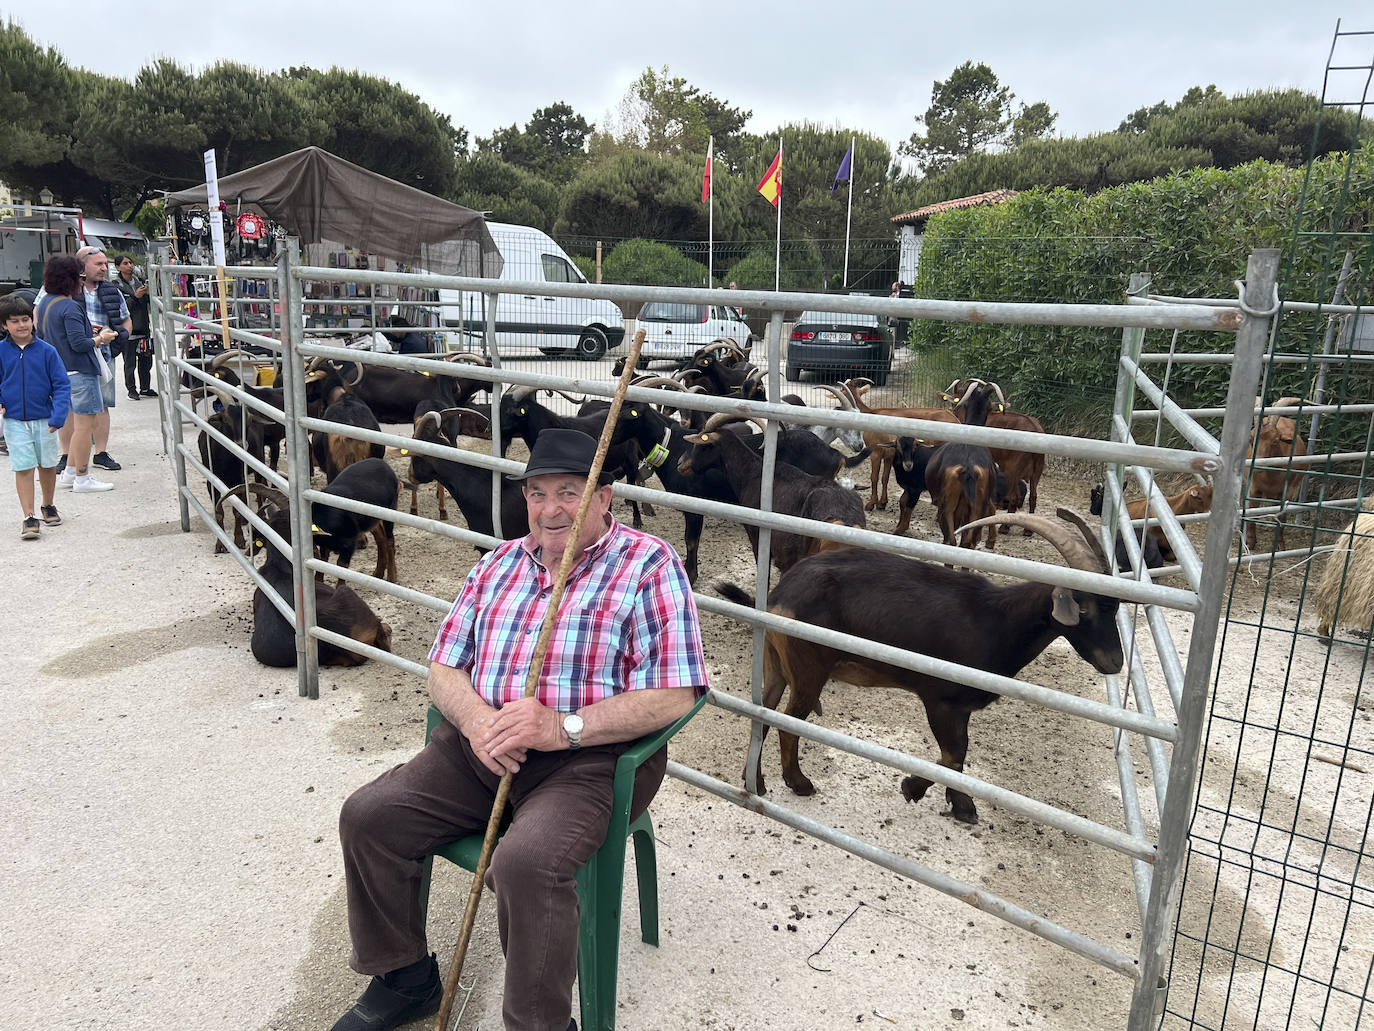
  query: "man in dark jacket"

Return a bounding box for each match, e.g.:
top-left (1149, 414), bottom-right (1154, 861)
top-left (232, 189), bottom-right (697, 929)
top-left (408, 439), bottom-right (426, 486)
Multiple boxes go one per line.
top-left (115, 256), bottom-right (154, 399)
top-left (67, 246), bottom-right (130, 473)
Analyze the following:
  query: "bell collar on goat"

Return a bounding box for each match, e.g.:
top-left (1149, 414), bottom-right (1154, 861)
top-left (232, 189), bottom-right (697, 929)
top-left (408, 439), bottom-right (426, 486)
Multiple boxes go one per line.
top-left (636, 425), bottom-right (673, 480)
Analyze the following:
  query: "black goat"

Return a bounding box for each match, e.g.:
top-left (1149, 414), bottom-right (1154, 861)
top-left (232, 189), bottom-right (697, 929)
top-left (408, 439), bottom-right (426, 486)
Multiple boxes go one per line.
top-left (698, 412), bottom-right (870, 481)
top-left (501, 386), bottom-right (645, 524)
top-left (311, 393), bottom-right (384, 483)
top-left (250, 504), bottom-right (392, 667)
top-left (679, 418), bottom-right (865, 576)
top-left (405, 407), bottom-right (529, 551)
top-left (311, 457), bottom-right (399, 581)
top-left (196, 386), bottom-right (270, 554)
top-left (337, 352), bottom-right (490, 424)
top-left (891, 435), bottom-right (940, 535)
top-left (716, 507), bottom-right (1123, 824)
top-left (1088, 483), bottom-right (1165, 571)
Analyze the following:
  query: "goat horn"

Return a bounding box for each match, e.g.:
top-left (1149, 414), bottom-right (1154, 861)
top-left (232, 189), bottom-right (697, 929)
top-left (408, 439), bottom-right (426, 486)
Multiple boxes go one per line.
top-left (989, 381), bottom-right (1006, 407)
top-left (1053, 506), bottom-right (1112, 572)
top-left (700, 412), bottom-right (767, 434)
top-left (442, 352), bottom-right (491, 366)
top-left (957, 381), bottom-right (979, 406)
top-left (439, 406), bottom-right (491, 425)
top-left (550, 388), bottom-right (588, 405)
top-left (249, 483), bottom-right (290, 515)
top-left (812, 384), bottom-right (852, 409)
top-left (344, 361), bottom-right (364, 387)
top-left (210, 349), bottom-right (254, 369)
top-left (414, 410), bottom-right (444, 433)
top-left (509, 384), bottom-right (537, 403)
top-left (632, 376), bottom-right (686, 391)
top-left (957, 510), bottom-right (1105, 574)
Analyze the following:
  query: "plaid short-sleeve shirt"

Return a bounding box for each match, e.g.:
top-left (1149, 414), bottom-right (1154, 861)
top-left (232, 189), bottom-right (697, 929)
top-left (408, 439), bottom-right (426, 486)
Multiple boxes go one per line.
top-left (429, 518), bottom-right (708, 712)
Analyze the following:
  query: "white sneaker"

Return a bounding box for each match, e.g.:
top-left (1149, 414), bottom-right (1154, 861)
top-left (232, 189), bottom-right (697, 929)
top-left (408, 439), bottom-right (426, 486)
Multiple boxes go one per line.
top-left (58, 467), bottom-right (77, 489)
top-left (73, 474), bottom-right (114, 493)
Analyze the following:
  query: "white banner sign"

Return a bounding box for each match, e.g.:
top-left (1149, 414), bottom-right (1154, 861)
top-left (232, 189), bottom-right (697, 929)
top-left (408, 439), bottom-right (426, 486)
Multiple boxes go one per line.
top-left (203, 148), bottom-right (227, 267)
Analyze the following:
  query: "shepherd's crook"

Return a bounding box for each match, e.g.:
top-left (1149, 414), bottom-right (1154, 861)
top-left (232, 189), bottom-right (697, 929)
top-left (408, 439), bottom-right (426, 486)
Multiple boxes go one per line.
top-left (434, 328), bottom-right (648, 1031)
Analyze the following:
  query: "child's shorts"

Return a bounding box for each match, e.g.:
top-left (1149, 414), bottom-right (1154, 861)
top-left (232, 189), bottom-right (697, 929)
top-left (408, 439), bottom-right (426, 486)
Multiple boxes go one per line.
top-left (4, 418), bottom-right (61, 472)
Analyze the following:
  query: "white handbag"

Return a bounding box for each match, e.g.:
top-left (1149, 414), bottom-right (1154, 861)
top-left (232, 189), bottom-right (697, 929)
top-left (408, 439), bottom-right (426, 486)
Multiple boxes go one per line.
top-left (93, 348), bottom-right (114, 383)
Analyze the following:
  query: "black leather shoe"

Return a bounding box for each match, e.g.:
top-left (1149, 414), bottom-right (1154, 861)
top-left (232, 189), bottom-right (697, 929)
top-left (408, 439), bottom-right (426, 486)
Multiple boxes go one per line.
top-left (140, 389), bottom-right (157, 397)
top-left (329, 958), bottom-right (441, 1031)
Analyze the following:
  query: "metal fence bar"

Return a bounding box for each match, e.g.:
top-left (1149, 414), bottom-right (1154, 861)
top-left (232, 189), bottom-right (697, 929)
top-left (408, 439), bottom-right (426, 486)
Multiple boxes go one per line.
top-left (1123, 357), bottom-right (1222, 456)
top-left (1128, 248), bottom-right (1280, 1030)
top-left (305, 557), bottom-right (452, 614)
top-left (290, 264), bottom-right (1242, 332)
top-left (1105, 670), bottom-right (1157, 926)
top-left (280, 240), bottom-right (321, 698)
top-left (710, 689), bottom-right (1156, 861)
top-left (310, 626), bottom-right (429, 678)
top-left (668, 760), bottom-right (1144, 982)
top-left (176, 481), bottom-right (293, 624)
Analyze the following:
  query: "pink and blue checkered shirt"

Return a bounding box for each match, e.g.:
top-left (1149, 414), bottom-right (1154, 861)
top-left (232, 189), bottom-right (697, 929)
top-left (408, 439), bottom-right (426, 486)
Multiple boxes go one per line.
top-left (429, 517), bottom-right (708, 712)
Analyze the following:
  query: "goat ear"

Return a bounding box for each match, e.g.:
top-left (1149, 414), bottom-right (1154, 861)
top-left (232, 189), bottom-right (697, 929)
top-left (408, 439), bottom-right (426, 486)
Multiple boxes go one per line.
top-left (1051, 586), bottom-right (1081, 626)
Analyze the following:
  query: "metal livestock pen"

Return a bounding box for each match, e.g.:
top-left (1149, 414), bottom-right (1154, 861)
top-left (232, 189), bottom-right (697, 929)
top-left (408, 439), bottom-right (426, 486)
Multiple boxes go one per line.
top-left (148, 242), bottom-right (1290, 1028)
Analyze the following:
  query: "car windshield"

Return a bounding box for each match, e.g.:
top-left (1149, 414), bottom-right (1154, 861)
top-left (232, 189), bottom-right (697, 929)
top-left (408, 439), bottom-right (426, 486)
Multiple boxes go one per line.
top-left (798, 310), bottom-right (880, 326)
top-left (640, 302), bottom-right (706, 322)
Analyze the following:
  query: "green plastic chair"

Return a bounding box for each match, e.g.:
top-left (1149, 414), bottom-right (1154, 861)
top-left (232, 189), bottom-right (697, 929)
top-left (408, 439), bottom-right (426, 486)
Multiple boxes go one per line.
top-left (418, 693), bottom-right (706, 1031)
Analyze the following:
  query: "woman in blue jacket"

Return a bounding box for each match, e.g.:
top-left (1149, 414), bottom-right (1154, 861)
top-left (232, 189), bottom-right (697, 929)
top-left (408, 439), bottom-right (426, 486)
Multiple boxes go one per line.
top-left (34, 256), bottom-right (117, 492)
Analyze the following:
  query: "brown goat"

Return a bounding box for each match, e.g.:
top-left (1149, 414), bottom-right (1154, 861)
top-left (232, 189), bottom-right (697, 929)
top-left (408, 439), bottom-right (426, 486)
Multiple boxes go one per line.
top-left (925, 444), bottom-right (999, 556)
top-left (839, 379), bottom-right (958, 511)
top-left (1245, 397), bottom-right (1311, 551)
top-left (1126, 483), bottom-right (1213, 563)
top-left (938, 379), bottom-right (1046, 532)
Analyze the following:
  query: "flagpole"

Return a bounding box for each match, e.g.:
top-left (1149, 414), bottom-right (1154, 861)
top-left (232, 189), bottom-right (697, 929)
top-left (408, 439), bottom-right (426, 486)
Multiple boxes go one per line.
top-left (774, 137), bottom-right (782, 292)
top-left (842, 135), bottom-right (854, 288)
top-left (707, 136), bottom-right (714, 287)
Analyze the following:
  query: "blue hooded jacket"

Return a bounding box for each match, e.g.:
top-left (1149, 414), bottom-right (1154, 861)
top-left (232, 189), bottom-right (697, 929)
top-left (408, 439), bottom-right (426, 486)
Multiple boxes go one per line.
top-left (0, 336), bottom-right (73, 428)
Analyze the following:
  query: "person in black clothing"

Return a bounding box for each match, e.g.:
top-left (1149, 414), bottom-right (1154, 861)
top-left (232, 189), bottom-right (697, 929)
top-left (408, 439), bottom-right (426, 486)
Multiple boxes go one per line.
top-left (114, 257), bottom-right (154, 399)
top-left (382, 315), bottom-right (429, 355)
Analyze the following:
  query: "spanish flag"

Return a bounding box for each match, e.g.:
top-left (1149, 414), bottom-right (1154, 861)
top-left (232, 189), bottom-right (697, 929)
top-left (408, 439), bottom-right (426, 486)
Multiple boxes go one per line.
top-left (757, 149), bottom-right (782, 207)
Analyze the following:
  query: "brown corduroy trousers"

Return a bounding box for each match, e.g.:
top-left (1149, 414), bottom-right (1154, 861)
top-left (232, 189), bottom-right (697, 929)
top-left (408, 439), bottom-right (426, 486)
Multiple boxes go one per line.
top-left (339, 716), bottom-right (666, 1031)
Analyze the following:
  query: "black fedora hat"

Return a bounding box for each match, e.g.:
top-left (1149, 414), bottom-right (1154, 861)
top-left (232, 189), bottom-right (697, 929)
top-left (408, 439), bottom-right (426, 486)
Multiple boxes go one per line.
top-left (511, 428), bottom-right (614, 485)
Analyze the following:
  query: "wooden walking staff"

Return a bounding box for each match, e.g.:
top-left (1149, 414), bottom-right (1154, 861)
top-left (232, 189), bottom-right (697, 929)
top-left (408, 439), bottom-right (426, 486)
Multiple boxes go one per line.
top-left (434, 327), bottom-right (648, 1031)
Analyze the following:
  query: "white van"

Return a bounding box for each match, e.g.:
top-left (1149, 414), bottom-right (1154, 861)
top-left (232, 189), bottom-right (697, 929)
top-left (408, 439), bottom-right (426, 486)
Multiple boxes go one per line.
top-left (438, 223), bottom-right (625, 360)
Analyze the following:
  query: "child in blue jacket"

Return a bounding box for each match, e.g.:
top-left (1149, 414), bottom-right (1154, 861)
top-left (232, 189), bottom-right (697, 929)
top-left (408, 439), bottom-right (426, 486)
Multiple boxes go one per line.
top-left (0, 293), bottom-right (72, 539)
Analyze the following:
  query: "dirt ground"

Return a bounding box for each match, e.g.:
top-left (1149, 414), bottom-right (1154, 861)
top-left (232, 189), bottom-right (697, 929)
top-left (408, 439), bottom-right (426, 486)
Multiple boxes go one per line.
top-left (4, 382), bottom-right (1366, 1031)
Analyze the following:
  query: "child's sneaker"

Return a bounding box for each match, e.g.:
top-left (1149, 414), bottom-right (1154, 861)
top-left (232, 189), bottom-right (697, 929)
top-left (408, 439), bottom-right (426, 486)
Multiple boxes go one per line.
top-left (20, 517), bottom-right (40, 540)
top-left (40, 504), bottom-right (62, 526)
top-left (58, 467), bottom-right (77, 489)
top-left (73, 474), bottom-right (114, 493)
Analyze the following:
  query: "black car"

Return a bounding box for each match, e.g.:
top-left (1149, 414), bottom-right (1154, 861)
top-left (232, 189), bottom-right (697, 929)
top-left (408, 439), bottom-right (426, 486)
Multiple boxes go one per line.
top-left (785, 309), bottom-right (892, 385)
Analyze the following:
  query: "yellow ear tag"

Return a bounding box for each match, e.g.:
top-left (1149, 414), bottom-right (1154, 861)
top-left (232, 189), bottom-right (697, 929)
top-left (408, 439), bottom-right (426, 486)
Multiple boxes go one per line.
top-left (420, 370), bottom-right (431, 377)
top-left (400, 448), bottom-right (409, 455)
top-left (311, 524), bottom-right (325, 534)
top-left (997, 404), bottom-right (1005, 412)
top-left (254, 539), bottom-right (263, 549)
top-left (630, 408), bottom-right (638, 416)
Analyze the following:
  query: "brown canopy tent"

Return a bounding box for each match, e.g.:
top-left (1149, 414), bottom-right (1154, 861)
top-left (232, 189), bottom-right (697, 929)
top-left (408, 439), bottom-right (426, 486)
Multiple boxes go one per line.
top-left (164, 146), bottom-right (501, 278)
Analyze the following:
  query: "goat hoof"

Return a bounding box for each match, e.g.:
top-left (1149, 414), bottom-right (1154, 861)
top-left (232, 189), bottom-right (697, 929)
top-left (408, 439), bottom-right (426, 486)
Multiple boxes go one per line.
top-left (901, 775), bottom-right (932, 803)
top-left (784, 772), bottom-right (816, 796)
top-left (948, 803), bottom-right (979, 825)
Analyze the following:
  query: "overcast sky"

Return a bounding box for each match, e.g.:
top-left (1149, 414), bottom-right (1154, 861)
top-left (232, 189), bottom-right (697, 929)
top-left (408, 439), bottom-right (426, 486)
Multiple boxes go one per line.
top-left (7, 2), bottom-right (1369, 161)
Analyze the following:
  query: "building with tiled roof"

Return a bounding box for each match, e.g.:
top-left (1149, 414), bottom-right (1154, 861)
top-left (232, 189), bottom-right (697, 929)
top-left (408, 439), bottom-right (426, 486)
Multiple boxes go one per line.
top-left (891, 189), bottom-right (1018, 285)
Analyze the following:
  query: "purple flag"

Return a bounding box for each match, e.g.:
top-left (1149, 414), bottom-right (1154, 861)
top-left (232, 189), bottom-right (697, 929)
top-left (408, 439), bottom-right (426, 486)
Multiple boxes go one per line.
top-left (830, 144), bottom-right (853, 193)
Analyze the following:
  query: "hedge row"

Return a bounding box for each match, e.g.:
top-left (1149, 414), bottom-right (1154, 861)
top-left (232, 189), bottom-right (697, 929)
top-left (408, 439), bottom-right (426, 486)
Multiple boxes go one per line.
top-left (911, 143), bottom-right (1374, 440)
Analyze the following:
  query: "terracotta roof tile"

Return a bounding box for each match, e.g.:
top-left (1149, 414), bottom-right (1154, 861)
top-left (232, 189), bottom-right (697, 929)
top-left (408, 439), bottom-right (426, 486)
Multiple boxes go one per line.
top-left (890, 189), bottom-right (1018, 225)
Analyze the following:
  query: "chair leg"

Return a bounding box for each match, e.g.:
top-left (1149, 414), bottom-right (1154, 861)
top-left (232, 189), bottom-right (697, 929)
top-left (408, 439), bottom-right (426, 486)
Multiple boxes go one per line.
top-left (575, 861), bottom-right (602, 1031)
top-left (629, 811), bottom-right (659, 947)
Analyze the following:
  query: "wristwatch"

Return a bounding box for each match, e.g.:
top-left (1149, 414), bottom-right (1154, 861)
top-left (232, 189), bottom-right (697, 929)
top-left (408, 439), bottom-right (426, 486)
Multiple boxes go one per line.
top-left (562, 713), bottom-right (584, 749)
